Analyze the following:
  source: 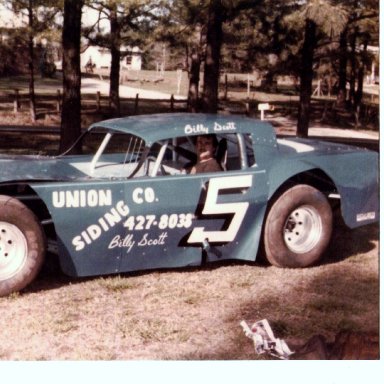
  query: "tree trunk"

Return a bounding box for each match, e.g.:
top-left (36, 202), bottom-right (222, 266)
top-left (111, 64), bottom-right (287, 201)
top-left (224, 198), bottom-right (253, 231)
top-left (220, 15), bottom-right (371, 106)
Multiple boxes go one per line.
top-left (27, 0), bottom-right (36, 122)
top-left (60, 0), bottom-right (83, 153)
top-left (109, 5), bottom-right (121, 116)
top-left (337, 29), bottom-right (348, 106)
top-left (348, 27), bottom-right (358, 105)
top-left (297, 19), bottom-right (316, 138)
top-left (188, 48), bottom-right (201, 112)
top-left (202, 0), bottom-right (223, 113)
top-left (354, 40), bottom-right (368, 127)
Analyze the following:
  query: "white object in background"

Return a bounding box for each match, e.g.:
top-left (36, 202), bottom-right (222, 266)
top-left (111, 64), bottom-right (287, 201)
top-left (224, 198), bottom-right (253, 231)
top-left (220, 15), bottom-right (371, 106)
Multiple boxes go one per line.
top-left (258, 103), bottom-right (272, 120)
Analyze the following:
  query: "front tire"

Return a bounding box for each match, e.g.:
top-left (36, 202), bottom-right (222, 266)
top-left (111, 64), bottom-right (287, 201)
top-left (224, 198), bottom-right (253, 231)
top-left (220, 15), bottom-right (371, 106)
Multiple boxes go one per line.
top-left (263, 185), bottom-right (332, 268)
top-left (0, 196), bottom-right (46, 296)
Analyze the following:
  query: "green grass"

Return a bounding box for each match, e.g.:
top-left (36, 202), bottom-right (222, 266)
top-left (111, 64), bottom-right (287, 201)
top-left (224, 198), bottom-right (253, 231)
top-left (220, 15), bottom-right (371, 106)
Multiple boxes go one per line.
top-left (0, 74), bottom-right (63, 94)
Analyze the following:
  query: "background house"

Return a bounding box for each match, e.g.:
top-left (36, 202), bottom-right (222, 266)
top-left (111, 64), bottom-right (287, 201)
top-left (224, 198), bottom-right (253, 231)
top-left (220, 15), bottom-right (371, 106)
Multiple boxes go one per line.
top-left (81, 45), bottom-right (142, 71)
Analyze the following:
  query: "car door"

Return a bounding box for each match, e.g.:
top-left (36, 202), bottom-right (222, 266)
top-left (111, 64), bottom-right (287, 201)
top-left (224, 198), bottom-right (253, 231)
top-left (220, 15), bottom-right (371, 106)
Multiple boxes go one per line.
top-left (117, 174), bottom-right (203, 272)
top-left (31, 180), bottom-right (129, 277)
top-left (184, 171), bottom-right (268, 263)
top-left (118, 133), bottom-right (269, 271)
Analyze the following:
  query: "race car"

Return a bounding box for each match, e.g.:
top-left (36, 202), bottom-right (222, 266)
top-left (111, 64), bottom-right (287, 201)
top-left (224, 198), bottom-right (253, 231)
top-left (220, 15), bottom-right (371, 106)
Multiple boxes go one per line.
top-left (0, 113), bottom-right (379, 296)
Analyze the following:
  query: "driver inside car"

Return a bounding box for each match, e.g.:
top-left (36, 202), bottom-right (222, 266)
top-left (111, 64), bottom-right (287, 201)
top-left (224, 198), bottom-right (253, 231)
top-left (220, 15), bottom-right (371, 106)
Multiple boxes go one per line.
top-left (189, 134), bottom-right (223, 174)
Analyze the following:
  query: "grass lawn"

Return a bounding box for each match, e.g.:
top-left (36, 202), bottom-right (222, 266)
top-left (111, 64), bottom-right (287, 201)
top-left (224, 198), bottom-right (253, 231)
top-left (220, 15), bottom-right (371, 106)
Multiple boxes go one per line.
top-left (0, 216), bottom-right (378, 360)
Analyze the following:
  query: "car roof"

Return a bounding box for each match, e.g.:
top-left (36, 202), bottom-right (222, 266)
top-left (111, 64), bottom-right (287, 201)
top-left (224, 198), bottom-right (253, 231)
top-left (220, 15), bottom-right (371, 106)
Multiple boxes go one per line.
top-left (89, 113), bottom-right (276, 144)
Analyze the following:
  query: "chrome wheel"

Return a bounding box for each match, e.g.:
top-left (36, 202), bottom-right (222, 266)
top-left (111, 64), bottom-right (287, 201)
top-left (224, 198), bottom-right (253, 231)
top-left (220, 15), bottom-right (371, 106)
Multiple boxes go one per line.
top-left (264, 185), bottom-right (332, 268)
top-left (284, 205), bottom-right (322, 254)
top-left (0, 222), bottom-right (28, 281)
top-left (0, 196), bottom-right (46, 296)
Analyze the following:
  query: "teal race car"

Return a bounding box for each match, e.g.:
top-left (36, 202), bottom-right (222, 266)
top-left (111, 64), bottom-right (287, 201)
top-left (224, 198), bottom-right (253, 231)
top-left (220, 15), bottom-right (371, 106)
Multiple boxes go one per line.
top-left (0, 113), bottom-right (379, 296)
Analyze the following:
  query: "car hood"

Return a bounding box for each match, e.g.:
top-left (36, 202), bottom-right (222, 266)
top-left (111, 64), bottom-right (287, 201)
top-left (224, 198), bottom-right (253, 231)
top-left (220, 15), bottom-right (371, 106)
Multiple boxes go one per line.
top-left (0, 154), bottom-right (88, 183)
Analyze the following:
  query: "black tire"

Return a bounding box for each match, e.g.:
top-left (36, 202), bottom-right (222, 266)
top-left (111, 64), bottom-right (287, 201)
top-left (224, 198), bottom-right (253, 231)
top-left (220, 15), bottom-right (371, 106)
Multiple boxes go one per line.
top-left (263, 184), bottom-right (332, 268)
top-left (0, 195), bottom-right (46, 296)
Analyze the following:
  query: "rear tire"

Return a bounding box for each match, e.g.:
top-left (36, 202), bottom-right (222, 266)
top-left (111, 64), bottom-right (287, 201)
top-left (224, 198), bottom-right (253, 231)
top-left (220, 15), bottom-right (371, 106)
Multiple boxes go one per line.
top-left (0, 196), bottom-right (46, 296)
top-left (263, 185), bottom-right (332, 268)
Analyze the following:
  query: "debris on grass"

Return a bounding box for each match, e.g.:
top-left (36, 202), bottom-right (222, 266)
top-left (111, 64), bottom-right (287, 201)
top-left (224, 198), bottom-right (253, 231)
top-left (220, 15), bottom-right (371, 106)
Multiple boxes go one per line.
top-left (240, 319), bottom-right (294, 360)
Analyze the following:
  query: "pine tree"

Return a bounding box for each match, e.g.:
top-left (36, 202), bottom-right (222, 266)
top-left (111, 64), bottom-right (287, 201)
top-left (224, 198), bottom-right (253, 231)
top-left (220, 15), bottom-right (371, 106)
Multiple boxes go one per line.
top-left (4, 0), bottom-right (60, 121)
top-left (155, 0), bottom-right (208, 111)
top-left (60, 0), bottom-right (83, 152)
top-left (296, 0), bottom-right (347, 138)
top-left (336, 0), bottom-right (379, 109)
top-left (85, 0), bottom-right (158, 116)
top-left (2, 0), bottom-right (63, 121)
top-left (200, 0), bottom-right (261, 112)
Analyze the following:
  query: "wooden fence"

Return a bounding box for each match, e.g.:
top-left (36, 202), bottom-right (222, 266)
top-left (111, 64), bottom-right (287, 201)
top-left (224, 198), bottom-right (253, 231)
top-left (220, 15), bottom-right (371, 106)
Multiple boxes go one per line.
top-left (0, 86), bottom-right (378, 126)
top-left (0, 89), bottom-right (188, 116)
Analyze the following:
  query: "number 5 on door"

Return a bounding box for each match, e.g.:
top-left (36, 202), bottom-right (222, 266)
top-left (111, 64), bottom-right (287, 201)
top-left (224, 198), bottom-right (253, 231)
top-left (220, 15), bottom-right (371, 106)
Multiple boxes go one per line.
top-left (187, 175), bottom-right (252, 244)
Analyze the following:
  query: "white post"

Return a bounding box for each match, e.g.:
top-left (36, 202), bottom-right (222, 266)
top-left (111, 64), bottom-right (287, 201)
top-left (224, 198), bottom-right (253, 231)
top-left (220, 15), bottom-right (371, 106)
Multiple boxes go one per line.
top-left (258, 103), bottom-right (271, 121)
top-left (176, 69), bottom-right (182, 95)
top-left (371, 62), bottom-right (375, 83)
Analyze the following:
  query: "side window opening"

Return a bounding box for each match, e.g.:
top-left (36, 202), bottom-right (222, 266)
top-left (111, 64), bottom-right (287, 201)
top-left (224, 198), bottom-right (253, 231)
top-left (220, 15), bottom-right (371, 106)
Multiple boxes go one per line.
top-left (148, 137), bottom-right (195, 176)
top-left (223, 134), bottom-right (240, 170)
top-left (218, 133), bottom-right (250, 171)
top-left (244, 133), bottom-right (256, 167)
top-left (215, 133), bottom-right (255, 170)
top-left (147, 133), bottom-right (254, 177)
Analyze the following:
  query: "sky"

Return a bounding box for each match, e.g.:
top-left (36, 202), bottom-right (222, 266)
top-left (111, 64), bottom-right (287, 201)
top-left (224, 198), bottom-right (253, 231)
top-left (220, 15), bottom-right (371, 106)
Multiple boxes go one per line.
top-left (0, 4), bottom-right (23, 28)
top-left (0, 4), bottom-right (109, 30)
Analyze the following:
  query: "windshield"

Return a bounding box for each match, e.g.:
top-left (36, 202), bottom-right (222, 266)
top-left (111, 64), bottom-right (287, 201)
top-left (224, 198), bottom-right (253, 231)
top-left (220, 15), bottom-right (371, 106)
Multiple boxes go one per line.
top-left (62, 128), bottom-right (148, 179)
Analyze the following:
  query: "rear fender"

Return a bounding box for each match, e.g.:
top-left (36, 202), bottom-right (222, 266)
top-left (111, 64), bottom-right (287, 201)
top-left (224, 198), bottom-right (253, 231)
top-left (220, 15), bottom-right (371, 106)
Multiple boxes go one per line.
top-left (267, 153), bottom-right (379, 229)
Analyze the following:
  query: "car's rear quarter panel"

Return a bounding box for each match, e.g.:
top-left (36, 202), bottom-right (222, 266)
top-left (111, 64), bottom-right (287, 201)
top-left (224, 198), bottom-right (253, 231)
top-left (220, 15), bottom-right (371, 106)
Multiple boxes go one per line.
top-left (267, 139), bottom-right (379, 229)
